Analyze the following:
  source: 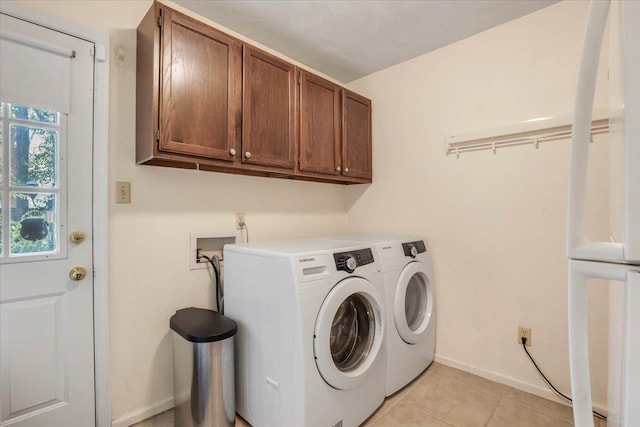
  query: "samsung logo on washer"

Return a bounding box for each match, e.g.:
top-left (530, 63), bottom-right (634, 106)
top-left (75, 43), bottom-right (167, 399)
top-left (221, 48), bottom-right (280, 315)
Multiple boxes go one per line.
top-left (298, 257), bottom-right (316, 263)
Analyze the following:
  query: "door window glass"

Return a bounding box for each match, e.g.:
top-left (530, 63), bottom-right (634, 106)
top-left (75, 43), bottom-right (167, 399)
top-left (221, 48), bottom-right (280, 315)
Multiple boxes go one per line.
top-left (10, 124), bottom-right (58, 187)
top-left (10, 104), bottom-right (58, 124)
top-left (330, 293), bottom-right (375, 372)
top-left (0, 102), bottom-right (3, 185)
top-left (0, 104), bottom-right (3, 256)
top-left (0, 102), bottom-right (61, 258)
top-left (9, 192), bottom-right (57, 254)
top-left (0, 197), bottom-right (3, 256)
top-left (405, 273), bottom-right (428, 331)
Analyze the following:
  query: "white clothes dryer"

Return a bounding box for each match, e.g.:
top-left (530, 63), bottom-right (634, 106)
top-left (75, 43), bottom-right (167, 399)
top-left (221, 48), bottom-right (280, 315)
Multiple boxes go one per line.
top-left (330, 235), bottom-right (436, 396)
top-left (224, 239), bottom-right (387, 427)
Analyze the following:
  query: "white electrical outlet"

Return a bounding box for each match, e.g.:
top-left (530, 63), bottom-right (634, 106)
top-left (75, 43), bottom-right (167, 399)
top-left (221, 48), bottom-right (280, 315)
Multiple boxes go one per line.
top-left (236, 212), bottom-right (245, 230)
top-left (518, 326), bottom-right (532, 346)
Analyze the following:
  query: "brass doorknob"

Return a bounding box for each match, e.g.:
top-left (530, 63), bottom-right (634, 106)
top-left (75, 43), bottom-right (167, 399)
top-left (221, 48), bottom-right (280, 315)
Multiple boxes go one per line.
top-left (69, 267), bottom-right (87, 281)
top-left (69, 231), bottom-right (86, 244)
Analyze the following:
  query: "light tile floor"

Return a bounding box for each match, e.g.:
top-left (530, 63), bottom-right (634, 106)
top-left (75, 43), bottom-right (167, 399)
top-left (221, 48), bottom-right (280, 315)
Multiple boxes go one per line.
top-left (133, 362), bottom-right (606, 427)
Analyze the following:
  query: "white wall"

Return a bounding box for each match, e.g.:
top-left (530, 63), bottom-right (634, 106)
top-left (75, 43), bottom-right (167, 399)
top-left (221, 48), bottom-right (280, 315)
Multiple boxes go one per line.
top-left (346, 0), bottom-right (610, 410)
top-left (16, 1), bottom-right (347, 425)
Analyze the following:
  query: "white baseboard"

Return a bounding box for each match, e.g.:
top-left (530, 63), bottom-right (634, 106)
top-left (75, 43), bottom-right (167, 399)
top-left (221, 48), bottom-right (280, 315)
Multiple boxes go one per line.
top-left (110, 397), bottom-right (174, 427)
top-left (434, 353), bottom-right (607, 415)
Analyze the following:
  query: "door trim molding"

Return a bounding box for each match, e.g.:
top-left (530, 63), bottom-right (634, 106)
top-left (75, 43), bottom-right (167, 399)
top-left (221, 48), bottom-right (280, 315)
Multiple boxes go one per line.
top-left (0, 3), bottom-right (111, 427)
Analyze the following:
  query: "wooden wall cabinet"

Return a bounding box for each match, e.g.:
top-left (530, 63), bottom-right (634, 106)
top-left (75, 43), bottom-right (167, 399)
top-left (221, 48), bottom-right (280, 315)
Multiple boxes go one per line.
top-left (298, 75), bottom-right (372, 183)
top-left (137, 2), bottom-right (372, 184)
top-left (137, 4), bottom-right (242, 170)
top-left (159, 7), bottom-right (242, 162)
top-left (298, 70), bottom-right (341, 176)
top-left (342, 90), bottom-right (372, 180)
top-left (242, 46), bottom-right (296, 170)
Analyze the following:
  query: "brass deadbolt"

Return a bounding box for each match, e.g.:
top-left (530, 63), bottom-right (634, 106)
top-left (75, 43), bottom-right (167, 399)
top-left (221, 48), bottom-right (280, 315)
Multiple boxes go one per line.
top-left (69, 267), bottom-right (87, 281)
top-left (69, 231), bottom-right (86, 244)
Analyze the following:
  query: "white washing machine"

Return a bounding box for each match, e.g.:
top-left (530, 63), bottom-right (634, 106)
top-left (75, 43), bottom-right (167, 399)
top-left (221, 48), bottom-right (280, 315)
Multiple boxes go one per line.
top-left (330, 236), bottom-right (436, 396)
top-left (224, 239), bottom-right (387, 427)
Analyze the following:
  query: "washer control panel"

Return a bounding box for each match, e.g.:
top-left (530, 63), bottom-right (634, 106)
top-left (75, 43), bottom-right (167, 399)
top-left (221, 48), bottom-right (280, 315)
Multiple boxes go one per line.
top-left (334, 248), bottom-right (374, 273)
top-left (402, 240), bottom-right (427, 258)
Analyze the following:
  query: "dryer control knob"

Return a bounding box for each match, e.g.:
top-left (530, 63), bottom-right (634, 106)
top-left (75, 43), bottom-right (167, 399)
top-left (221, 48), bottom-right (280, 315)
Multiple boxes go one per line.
top-left (346, 257), bottom-right (357, 272)
top-left (409, 246), bottom-right (418, 258)
top-left (337, 256), bottom-right (357, 273)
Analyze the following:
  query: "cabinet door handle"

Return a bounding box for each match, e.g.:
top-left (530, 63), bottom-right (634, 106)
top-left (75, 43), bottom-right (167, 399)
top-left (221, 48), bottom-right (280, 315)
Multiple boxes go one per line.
top-left (344, 167), bottom-right (349, 173)
top-left (229, 148), bottom-right (236, 156)
top-left (335, 166), bottom-right (341, 172)
top-left (245, 151), bottom-right (252, 159)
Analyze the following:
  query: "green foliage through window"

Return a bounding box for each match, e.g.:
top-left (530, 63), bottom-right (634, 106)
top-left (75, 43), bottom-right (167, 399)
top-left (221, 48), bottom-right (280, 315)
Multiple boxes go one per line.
top-left (1, 103), bottom-right (60, 256)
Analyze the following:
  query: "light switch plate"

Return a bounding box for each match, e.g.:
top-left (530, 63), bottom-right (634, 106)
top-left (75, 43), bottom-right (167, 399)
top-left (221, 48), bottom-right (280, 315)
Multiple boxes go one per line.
top-left (116, 181), bottom-right (131, 204)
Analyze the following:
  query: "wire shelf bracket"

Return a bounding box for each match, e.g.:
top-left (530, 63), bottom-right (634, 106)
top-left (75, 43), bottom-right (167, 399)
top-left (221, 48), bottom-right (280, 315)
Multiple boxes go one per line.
top-left (444, 107), bottom-right (609, 158)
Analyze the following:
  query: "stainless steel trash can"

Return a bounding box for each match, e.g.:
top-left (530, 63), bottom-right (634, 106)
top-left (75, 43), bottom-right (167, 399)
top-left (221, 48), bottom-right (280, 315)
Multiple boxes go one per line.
top-left (170, 307), bottom-right (237, 427)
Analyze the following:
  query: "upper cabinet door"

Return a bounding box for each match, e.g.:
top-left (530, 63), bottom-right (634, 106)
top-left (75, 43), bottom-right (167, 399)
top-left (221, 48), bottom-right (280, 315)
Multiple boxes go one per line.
top-left (242, 46), bottom-right (296, 169)
top-left (299, 70), bottom-right (342, 176)
top-left (159, 7), bottom-right (241, 161)
top-left (343, 90), bottom-right (372, 180)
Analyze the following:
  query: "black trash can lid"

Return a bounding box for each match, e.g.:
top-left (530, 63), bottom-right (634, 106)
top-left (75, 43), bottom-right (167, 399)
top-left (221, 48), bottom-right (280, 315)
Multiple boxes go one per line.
top-left (170, 307), bottom-right (237, 343)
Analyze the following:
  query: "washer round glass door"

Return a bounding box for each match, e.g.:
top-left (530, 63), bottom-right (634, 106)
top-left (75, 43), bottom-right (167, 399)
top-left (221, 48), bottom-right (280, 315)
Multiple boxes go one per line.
top-left (394, 262), bottom-right (434, 344)
top-left (314, 277), bottom-right (384, 390)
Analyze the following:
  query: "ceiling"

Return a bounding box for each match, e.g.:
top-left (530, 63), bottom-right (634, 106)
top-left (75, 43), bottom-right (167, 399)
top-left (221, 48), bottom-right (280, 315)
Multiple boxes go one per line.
top-left (175, 0), bottom-right (559, 83)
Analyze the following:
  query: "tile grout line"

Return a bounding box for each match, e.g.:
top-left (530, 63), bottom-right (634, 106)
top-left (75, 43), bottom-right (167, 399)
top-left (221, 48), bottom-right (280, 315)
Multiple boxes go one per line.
top-left (436, 364), bottom-right (577, 426)
top-left (418, 365), bottom-right (507, 426)
top-left (501, 393), bottom-right (575, 425)
top-left (384, 368), bottom-right (444, 425)
top-left (395, 399), bottom-right (457, 427)
top-left (397, 369), bottom-right (498, 427)
top-left (484, 394), bottom-right (504, 427)
top-left (433, 366), bottom-right (509, 400)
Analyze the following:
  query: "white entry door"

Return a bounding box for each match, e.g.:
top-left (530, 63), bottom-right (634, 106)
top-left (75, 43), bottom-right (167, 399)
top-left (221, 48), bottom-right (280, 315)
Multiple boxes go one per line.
top-left (0, 13), bottom-right (95, 427)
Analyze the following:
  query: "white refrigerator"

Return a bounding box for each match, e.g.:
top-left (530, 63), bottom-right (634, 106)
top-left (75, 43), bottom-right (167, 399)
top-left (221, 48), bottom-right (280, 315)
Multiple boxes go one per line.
top-left (567, 1), bottom-right (640, 426)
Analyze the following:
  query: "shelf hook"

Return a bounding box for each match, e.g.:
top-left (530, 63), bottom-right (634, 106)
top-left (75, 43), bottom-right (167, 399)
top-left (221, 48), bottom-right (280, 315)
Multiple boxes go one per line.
top-left (492, 142), bottom-right (496, 155)
top-left (455, 147), bottom-right (460, 159)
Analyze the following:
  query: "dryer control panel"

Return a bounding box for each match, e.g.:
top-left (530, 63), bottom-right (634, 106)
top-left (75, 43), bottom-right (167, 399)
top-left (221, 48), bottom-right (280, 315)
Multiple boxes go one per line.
top-left (402, 240), bottom-right (427, 258)
top-left (334, 249), bottom-right (374, 273)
